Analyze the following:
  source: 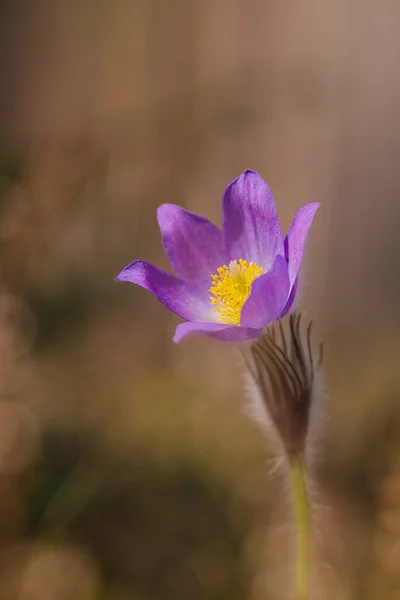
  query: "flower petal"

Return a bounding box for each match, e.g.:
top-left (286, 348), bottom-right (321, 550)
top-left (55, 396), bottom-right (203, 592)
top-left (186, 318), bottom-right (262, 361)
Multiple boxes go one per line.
top-left (116, 260), bottom-right (217, 322)
top-left (240, 255), bottom-right (290, 329)
top-left (157, 204), bottom-right (226, 288)
top-left (174, 321), bottom-right (262, 343)
top-left (223, 170), bottom-right (284, 270)
top-left (280, 276), bottom-right (298, 317)
top-left (284, 203), bottom-right (319, 287)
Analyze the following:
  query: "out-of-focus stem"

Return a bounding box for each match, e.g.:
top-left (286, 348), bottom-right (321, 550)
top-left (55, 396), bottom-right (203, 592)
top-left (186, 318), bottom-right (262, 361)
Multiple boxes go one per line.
top-left (290, 454), bottom-right (311, 600)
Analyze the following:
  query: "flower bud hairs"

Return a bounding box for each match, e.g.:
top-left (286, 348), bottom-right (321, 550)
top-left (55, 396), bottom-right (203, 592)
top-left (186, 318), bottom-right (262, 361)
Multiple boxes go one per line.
top-left (116, 170), bottom-right (320, 600)
top-left (243, 312), bottom-right (323, 451)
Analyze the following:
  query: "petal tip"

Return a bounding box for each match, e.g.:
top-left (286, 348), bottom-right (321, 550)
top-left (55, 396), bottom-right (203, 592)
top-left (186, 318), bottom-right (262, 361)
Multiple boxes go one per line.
top-left (156, 203), bottom-right (178, 225)
top-left (238, 168), bottom-right (266, 183)
top-left (157, 202), bottom-right (175, 215)
top-left (115, 260), bottom-right (163, 287)
top-left (173, 322), bottom-right (191, 343)
top-left (172, 331), bottom-right (182, 344)
top-left (114, 260), bottom-right (142, 283)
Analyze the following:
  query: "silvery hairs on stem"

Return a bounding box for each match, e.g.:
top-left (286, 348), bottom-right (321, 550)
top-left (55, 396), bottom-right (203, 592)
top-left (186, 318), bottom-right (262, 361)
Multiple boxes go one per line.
top-left (241, 312), bottom-right (323, 457)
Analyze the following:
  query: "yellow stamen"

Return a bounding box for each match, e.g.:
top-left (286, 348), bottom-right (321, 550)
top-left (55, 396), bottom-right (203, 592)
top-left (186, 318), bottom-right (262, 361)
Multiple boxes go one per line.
top-left (209, 259), bottom-right (264, 325)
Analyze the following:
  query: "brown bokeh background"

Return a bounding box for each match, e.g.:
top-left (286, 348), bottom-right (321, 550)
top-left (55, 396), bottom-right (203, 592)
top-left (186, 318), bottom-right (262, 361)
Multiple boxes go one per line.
top-left (0, 1), bottom-right (399, 598)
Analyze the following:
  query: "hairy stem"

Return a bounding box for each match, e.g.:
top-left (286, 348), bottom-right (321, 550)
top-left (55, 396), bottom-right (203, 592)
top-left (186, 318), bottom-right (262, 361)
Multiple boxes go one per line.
top-left (290, 454), bottom-right (311, 600)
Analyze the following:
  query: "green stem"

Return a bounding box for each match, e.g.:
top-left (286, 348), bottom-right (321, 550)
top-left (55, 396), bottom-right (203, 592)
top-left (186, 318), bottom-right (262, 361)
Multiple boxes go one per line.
top-left (290, 454), bottom-right (311, 600)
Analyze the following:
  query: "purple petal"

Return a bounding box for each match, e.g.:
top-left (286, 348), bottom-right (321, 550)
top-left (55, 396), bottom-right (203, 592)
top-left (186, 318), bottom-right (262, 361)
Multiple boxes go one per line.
top-left (240, 255), bottom-right (290, 329)
top-left (284, 203), bottom-right (319, 287)
top-left (223, 170), bottom-right (284, 270)
top-left (280, 277), bottom-right (298, 317)
top-left (116, 260), bottom-right (217, 322)
top-left (157, 204), bottom-right (226, 288)
top-left (173, 322), bottom-right (262, 343)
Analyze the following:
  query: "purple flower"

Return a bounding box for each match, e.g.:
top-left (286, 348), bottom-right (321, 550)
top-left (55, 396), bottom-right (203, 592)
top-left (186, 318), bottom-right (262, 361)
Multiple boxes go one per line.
top-left (116, 170), bottom-right (319, 343)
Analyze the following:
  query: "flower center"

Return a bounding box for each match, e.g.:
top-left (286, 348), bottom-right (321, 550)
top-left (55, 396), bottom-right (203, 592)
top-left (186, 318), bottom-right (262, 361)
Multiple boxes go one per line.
top-left (209, 259), bottom-right (264, 325)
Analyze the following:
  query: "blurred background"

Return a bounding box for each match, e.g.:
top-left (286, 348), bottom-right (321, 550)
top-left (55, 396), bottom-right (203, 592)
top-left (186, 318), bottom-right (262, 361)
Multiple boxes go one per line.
top-left (0, 1), bottom-right (399, 598)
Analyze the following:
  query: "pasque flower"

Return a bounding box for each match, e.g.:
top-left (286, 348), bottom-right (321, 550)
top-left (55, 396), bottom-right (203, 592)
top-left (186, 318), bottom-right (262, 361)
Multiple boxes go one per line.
top-left (116, 170), bottom-right (319, 343)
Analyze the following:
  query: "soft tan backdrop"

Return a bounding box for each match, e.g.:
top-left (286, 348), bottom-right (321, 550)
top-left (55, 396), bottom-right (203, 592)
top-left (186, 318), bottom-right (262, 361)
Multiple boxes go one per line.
top-left (0, 1), bottom-right (399, 598)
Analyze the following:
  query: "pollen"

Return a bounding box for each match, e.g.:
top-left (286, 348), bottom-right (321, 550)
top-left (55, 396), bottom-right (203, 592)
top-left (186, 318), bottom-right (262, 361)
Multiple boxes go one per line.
top-left (209, 259), bottom-right (264, 325)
